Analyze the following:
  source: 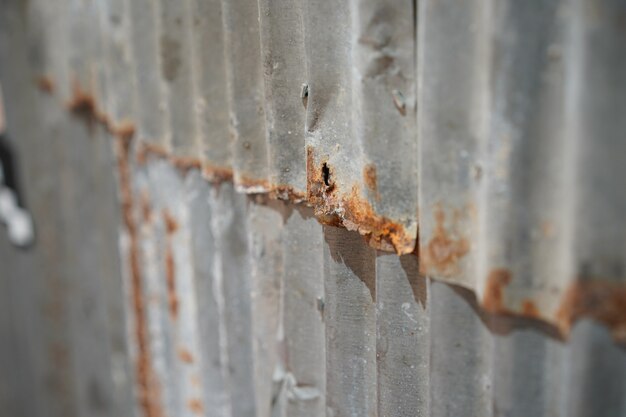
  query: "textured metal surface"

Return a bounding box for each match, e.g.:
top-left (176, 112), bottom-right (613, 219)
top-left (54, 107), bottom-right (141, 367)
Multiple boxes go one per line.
top-left (1, 0), bottom-right (626, 416)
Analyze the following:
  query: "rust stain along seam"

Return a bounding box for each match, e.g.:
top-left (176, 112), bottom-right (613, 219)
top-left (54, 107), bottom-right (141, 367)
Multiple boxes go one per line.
top-left (41, 59), bottom-right (626, 346)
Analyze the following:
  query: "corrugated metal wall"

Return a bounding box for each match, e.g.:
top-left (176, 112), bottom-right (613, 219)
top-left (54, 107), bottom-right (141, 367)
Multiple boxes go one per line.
top-left (1, 0), bottom-right (626, 416)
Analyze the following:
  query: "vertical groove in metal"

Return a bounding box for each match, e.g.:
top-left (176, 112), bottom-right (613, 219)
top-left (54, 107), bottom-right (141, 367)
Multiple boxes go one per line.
top-left (247, 202), bottom-right (284, 417)
top-left (128, 0), bottom-right (167, 147)
top-left (220, 0), bottom-right (270, 188)
top-left (428, 281), bottom-right (493, 417)
top-left (158, 0), bottom-right (199, 156)
top-left (323, 227), bottom-right (378, 417)
top-left (281, 209), bottom-right (325, 417)
top-left (257, 0), bottom-right (308, 192)
top-left (189, 0), bottom-right (231, 171)
top-left (2, 1), bottom-right (626, 417)
top-left (376, 254), bottom-right (429, 417)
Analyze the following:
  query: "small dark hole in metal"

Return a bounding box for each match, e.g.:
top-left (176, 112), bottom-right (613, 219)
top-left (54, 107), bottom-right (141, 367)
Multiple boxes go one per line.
top-left (322, 163), bottom-right (331, 187)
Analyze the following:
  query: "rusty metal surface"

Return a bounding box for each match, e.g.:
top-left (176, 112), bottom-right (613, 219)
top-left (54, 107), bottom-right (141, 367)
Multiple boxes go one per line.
top-left (1, 0), bottom-right (626, 416)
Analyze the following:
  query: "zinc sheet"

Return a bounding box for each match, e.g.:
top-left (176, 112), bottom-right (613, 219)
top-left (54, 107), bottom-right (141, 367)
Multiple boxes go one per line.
top-left (1, 0), bottom-right (626, 417)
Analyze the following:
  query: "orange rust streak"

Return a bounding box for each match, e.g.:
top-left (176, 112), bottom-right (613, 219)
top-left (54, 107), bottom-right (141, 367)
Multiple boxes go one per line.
top-left (482, 268), bottom-right (512, 314)
top-left (177, 348), bottom-right (194, 364)
top-left (556, 280), bottom-right (626, 343)
top-left (187, 399), bottom-right (204, 415)
top-left (203, 165), bottom-right (234, 183)
top-left (51, 78), bottom-right (626, 348)
top-left (36, 75), bottom-right (55, 93)
top-left (114, 127), bottom-right (163, 417)
top-left (522, 299), bottom-right (541, 318)
top-left (306, 146), bottom-right (415, 254)
top-left (363, 163), bottom-right (380, 201)
top-left (170, 156), bottom-right (202, 174)
top-left (140, 190), bottom-right (153, 224)
top-left (419, 205), bottom-right (470, 276)
top-left (163, 209), bottom-right (179, 321)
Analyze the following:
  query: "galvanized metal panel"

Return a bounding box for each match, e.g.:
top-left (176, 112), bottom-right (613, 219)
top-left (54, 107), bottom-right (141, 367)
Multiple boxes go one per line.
top-left (323, 227), bottom-right (378, 417)
top-left (128, 0), bottom-right (167, 146)
top-left (2, 2), bottom-right (626, 417)
top-left (376, 254), bottom-right (429, 417)
top-left (188, 0), bottom-right (232, 173)
top-left (280, 208), bottom-right (326, 417)
top-left (158, 0), bottom-right (199, 156)
top-left (221, 0), bottom-right (270, 189)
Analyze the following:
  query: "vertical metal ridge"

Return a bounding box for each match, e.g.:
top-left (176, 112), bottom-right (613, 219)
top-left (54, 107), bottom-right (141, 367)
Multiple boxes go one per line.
top-left (141, 161), bottom-right (180, 417)
top-left (490, 321), bottom-right (565, 417)
top-left (207, 183), bottom-right (257, 417)
top-left (247, 201), bottom-right (285, 417)
top-left (220, 0), bottom-right (270, 190)
top-left (429, 281), bottom-right (493, 417)
top-left (376, 254), bottom-right (429, 417)
top-left (564, 321), bottom-right (626, 417)
top-left (478, 0), bottom-right (569, 318)
top-left (323, 227), bottom-right (378, 417)
top-left (257, 0), bottom-right (308, 193)
top-left (418, 0), bottom-right (490, 289)
top-left (563, 0), bottom-right (626, 285)
top-left (3, 2), bottom-right (626, 417)
top-left (189, 0), bottom-right (232, 172)
top-left (128, 0), bottom-right (168, 147)
top-left (281, 208), bottom-right (326, 417)
top-left (158, 0), bottom-right (199, 156)
top-left (350, 0), bottom-right (418, 241)
top-left (63, 3), bottom-right (126, 416)
top-left (185, 171), bottom-right (232, 417)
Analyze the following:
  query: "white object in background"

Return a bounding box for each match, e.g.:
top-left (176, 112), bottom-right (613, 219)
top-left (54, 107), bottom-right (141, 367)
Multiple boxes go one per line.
top-left (0, 185), bottom-right (35, 247)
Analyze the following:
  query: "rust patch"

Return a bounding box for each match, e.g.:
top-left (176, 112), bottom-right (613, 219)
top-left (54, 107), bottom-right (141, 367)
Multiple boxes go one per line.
top-left (67, 77), bottom-right (104, 131)
top-left (363, 163), bottom-right (380, 201)
top-left (306, 147), bottom-right (415, 254)
top-left (556, 280), bottom-right (626, 343)
top-left (163, 209), bottom-right (179, 234)
top-left (482, 268), bottom-right (512, 314)
top-left (419, 205), bottom-right (470, 276)
top-left (36, 75), bottom-right (55, 93)
top-left (65, 77), bottom-right (138, 143)
top-left (177, 348), bottom-right (194, 364)
top-left (170, 156), bottom-right (202, 175)
top-left (163, 209), bottom-right (179, 321)
top-left (522, 299), bottom-right (541, 318)
top-left (136, 144), bottom-right (305, 200)
top-left (114, 127), bottom-right (163, 417)
top-left (140, 190), bottom-right (153, 224)
top-left (238, 175), bottom-right (271, 191)
top-left (202, 165), bottom-right (234, 184)
top-left (136, 142), bottom-right (169, 165)
top-left (268, 184), bottom-right (306, 202)
top-left (187, 399), bottom-right (204, 414)
top-left (137, 142), bottom-right (212, 177)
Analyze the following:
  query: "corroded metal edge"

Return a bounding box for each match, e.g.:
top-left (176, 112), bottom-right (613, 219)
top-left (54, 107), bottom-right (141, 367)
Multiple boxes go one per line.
top-left (36, 75), bottom-right (626, 348)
